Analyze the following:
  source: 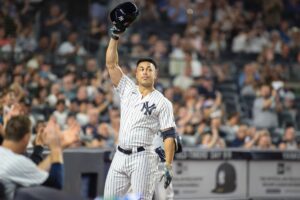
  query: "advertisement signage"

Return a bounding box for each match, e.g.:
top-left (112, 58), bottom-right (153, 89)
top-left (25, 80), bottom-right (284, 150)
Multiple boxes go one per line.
top-left (249, 161), bottom-right (300, 198)
top-left (172, 161), bottom-right (247, 199)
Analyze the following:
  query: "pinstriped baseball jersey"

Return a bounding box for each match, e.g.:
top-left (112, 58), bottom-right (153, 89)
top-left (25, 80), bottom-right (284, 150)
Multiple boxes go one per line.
top-left (0, 146), bottom-right (48, 199)
top-left (104, 74), bottom-right (176, 199)
top-left (116, 74), bottom-right (176, 148)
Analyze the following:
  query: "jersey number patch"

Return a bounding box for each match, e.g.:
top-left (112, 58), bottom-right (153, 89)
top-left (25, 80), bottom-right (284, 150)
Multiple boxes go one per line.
top-left (141, 102), bottom-right (156, 116)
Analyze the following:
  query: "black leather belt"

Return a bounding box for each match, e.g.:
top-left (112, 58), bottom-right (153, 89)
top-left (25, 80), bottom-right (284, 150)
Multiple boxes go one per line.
top-left (118, 146), bottom-right (145, 155)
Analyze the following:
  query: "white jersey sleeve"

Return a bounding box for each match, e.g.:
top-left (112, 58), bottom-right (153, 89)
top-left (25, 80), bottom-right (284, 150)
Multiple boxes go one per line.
top-left (159, 99), bottom-right (176, 130)
top-left (5, 155), bottom-right (49, 187)
top-left (0, 147), bottom-right (48, 187)
top-left (115, 75), bottom-right (136, 99)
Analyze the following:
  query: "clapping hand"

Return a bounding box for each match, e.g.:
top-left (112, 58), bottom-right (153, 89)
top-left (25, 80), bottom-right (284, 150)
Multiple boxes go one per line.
top-left (62, 120), bottom-right (80, 147)
top-left (34, 122), bottom-right (46, 146)
top-left (44, 118), bottom-right (61, 150)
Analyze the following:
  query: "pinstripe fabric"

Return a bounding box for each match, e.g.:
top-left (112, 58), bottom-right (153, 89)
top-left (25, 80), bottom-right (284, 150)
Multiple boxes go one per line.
top-left (104, 150), bottom-right (159, 200)
top-left (152, 134), bottom-right (174, 200)
top-left (0, 147), bottom-right (48, 200)
top-left (104, 75), bottom-right (175, 200)
top-left (154, 162), bottom-right (174, 200)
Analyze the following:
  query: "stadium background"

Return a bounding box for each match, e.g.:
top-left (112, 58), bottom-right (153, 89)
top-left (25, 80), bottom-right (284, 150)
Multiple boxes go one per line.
top-left (0, 0), bottom-right (300, 199)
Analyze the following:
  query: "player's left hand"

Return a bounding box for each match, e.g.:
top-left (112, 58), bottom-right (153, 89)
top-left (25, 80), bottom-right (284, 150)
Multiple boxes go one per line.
top-left (110, 25), bottom-right (125, 39)
top-left (162, 163), bottom-right (173, 189)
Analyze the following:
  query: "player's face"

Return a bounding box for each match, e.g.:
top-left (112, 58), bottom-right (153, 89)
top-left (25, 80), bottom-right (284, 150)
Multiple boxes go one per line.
top-left (136, 61), bottom-right (157, 88)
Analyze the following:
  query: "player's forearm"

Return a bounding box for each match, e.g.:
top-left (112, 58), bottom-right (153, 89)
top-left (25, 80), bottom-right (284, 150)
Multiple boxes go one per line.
top-left (38, 156), bottom-right (51, 171)
top-left (106, 38), bottom-right (119, 69)
top-left (164, 137), bottom-right (175, 165)
top-left (50, 148), bottom-right (63, 163)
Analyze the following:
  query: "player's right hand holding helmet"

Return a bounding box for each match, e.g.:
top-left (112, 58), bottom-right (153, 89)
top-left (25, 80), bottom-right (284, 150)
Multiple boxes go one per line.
top-left (109, 1), bottom-right (139, 39)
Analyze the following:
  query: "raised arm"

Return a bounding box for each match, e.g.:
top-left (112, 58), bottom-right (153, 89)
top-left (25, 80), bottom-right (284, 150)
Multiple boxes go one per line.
top-left (106, 1), bottom-right (139, 87)
top-left (105, 37), bottom-right (123, 87)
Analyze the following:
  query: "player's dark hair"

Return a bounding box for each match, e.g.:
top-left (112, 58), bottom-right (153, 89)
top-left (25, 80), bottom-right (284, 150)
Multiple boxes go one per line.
top-left (136, 58), bottom-right (157, 69)
top-left (4, 115), bottom-right (31, 142)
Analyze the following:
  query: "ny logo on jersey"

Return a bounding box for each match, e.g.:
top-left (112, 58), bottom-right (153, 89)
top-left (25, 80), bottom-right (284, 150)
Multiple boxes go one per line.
top-left (141, 101), bottom-right (156, 116)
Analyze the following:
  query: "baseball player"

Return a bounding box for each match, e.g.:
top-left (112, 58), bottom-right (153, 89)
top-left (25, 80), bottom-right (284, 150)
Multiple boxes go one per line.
top-left (103, 2), bottom-right (176, 200)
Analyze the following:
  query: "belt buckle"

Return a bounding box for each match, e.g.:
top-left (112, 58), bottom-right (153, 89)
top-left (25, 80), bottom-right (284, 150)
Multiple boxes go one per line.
top-left (132, 147), bottom-right (138, 153)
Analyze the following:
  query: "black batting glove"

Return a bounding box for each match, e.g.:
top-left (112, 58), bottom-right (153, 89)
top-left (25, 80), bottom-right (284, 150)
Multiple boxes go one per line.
top-left (110, 26), bottom-right (126, 40)
top-left (163, 163), bottom-right (173, 189)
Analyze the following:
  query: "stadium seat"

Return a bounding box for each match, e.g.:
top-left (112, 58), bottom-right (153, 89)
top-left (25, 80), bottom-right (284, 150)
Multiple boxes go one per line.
top-left (240, 95), bottom-right (256, 118)
top-left (221, 91), bottom-right (240, 105)
top-left (217, 83), bottom-right (239, 93)
top-left (225, 102), bottom-right (239, 114)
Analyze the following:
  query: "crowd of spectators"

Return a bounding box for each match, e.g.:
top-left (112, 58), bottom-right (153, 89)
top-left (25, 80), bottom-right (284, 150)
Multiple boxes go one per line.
top-left (0, 0), bottom-right (300, 152)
